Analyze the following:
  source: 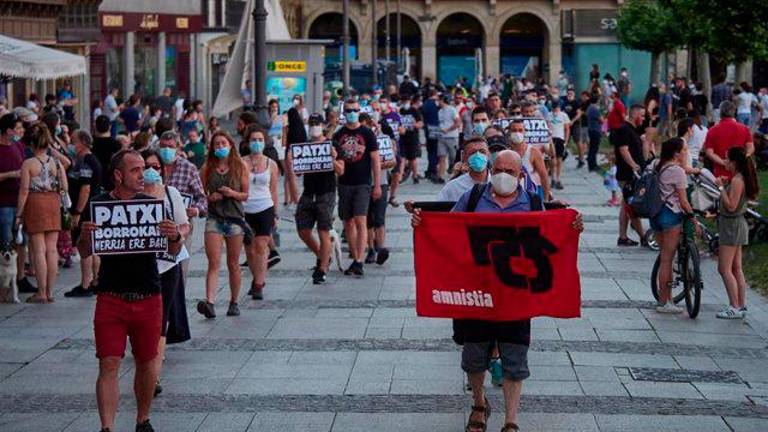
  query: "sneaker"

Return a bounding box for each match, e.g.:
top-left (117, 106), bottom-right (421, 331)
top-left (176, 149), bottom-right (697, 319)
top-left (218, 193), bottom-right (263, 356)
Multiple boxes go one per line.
top-left (312, 269), bottom-right (327, 285)
top-left (64, 284), bottom-right (94, 298)
top-left (656, 302), bottom-right (683, 314)
top-left (100, 429), bottom-right (112, 432)
top-left (435, 177), bottom-right (446, 184)
top-left (577, 159), bottom-right (585, 169)
top-left (251, 283), bottom-right (264, 300)
top-left (153, 380), bottom-right (162, 397)
top-left (344, 261), bottom-right (364, 277)
top-left (413, 176), bottom-right (420, 184)
top-left (739, 306), bottom-right (748, 317)
top-left (267, 250), bottom-right (281, 269)
top-left (489, 358), bottom-right (503, 387)
top-left (135, 419), bottom-right (155, 432)
top-left (227, 302), bottom-right (240, 316)
top-left (716, 306), bottom-right (743, 319)
top-left (388, 197), bottom-right (400, 208)
top-left (196, 300), bottom-right (216, 319)
top-left (617, 237), bottom-right (639, 247)
top-left (17, 277), bottom-right (36, 293)
top-left (376, 248), bottom-right (390, 265)
top-left (364, 248), bottom-right (377, 264)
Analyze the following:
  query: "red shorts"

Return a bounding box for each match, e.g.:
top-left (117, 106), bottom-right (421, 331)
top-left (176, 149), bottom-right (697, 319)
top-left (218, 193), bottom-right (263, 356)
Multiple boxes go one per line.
top-left (94, 294), bottom-right (162, 362)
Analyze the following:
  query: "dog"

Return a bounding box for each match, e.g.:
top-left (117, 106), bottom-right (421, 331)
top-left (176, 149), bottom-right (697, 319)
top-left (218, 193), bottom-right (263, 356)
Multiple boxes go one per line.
top-left (0, 249), bottom-right (20, 303)
top-left (329, 228), bottom-right (344, 272)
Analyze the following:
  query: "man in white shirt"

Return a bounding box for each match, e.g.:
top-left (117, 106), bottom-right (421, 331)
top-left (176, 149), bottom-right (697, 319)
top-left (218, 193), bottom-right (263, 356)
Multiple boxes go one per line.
top-left (549, 103), bottom-right (570, 190)
top-left (173, 91), bottom-right (187, 127)
top-left (437, 138), bottom-right (491, 201)
top-left (437, 94), bottom-right (461, 183)
top-left (102, 87), bottom-right (120, 137)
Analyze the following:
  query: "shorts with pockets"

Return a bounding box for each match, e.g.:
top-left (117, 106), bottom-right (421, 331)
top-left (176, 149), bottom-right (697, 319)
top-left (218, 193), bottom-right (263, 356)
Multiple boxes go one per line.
top-left (553, 138), bottom-right (566, 159)
top-left (245, 207), bottom-right (275, 237)
top-left (204, 217), bottom-right (245, 237)
top-left (295, 192), bottom-right (336, 231)
top-left (461, 341), bottom-right (530, 381)
top-left (437, 136), bottom-right (459, 158)
top-left (94, 294), bottom-right (162, 362)
top-left (367, 185), bottom-right (389, 228)
top-left (338, 184), bottom-right (371, 221)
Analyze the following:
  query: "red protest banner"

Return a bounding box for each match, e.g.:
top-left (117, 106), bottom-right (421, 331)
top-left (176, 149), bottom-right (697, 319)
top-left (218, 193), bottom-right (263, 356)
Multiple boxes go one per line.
top-left (414, 209), bottom-right (581, 321)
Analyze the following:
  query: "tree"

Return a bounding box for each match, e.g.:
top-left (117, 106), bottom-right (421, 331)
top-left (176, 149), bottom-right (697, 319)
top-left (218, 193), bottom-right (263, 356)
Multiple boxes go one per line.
top-left (616, 0), bottom-right (681, 84)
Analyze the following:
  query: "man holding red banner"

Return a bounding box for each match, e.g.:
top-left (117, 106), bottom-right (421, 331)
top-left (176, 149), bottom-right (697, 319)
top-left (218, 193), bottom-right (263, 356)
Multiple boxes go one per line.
top-left (412, 150), bottom-right (583, 432)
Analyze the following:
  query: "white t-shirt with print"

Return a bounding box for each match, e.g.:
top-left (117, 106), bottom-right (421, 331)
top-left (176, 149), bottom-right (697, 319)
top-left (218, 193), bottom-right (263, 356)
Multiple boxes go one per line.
top-left (550, 111), bottom-right (570, 140)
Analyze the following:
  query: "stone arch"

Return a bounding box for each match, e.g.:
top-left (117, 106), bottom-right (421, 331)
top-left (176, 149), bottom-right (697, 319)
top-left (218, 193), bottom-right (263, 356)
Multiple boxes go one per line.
top-left (306, 12), bottom-right (361, 63)
top-left (434, 12), bottom-right (486, 86)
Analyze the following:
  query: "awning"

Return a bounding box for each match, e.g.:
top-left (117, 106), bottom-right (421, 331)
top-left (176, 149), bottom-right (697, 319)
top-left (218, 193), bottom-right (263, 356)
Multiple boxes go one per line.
top-left (0, 34), bottom-right (87, 80)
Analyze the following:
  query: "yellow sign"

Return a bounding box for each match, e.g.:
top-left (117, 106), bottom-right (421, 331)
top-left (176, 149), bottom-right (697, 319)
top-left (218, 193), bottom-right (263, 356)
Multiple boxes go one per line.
top-left (176, 17), bottom-right (189, 29)
top-left (140, 14), bottom-right (159, 30)
top-left (102, 14), bottom-right (123, 27)
top-left (272, 61), bottom-right (306, 72)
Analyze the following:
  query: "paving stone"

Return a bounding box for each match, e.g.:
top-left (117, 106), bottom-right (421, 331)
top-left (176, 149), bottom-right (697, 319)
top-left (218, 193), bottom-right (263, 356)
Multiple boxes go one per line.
top-left (629, 367), bottom-right (743, 384)
top-left (623, 381), bottom-right (703, 399)
top-left (197, 413), bottom-right (256, 432)
top-left (579, 380), bottom-right (629, 397)
top-left (331, 413), bottom-right (464, 432)
top-left (0, 413), bottom-right (80, 432)
top-left (724, 417), bottom-right (768, 432)
top-left (595, 414), bottom-right (730, 432)
top-left (246, 412), bottom-right (335, 432)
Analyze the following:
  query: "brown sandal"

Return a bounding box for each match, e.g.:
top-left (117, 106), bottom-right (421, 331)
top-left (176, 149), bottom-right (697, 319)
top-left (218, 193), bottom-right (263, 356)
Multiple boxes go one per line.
top-left (465, 398), bottom-right (491, 432)
top-left (501, 423), bottom-right (520, 432)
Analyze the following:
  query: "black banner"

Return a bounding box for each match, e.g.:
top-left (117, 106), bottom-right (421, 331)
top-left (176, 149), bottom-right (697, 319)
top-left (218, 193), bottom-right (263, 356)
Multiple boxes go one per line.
top-left (290, 141), bottom-right (334, 174)
top-left (90, 199), bottom-right (168, 255)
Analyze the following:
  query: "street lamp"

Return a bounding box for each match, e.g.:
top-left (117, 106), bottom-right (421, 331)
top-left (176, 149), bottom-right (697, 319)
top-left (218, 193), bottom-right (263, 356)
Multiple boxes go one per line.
top-left (342, 0), bottom-right (350, 97)
top-left (372, 0), bottom-right (377, 88)
top-left (252, 0), bottom-right (270, 128)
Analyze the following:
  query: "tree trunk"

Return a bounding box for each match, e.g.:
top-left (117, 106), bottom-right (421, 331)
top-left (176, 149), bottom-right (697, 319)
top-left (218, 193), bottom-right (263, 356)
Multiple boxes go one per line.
top-left (735, 60), bottom-right (753, 85)
top-left (650, 51), bottom-right (661, 86)
top-left (697, 51), bottom-right (712, 118)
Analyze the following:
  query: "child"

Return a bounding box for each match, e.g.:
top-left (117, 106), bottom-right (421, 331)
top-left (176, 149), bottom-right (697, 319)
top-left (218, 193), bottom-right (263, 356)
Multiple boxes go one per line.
top-left (604, 164), bottom-right (621, 206)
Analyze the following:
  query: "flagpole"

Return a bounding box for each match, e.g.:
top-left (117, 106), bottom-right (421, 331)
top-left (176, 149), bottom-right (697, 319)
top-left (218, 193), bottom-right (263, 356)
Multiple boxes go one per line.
top-left (342, 0), bottom-right (350, 98)
top-left (371, 0), bottom-right (377, 88)
top-left (252, 0), bottom-right (269, 127)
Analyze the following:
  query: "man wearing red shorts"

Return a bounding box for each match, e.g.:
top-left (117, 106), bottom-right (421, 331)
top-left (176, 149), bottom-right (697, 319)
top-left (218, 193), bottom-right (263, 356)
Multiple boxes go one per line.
top-left (80, 150), bottom-right (183, 432)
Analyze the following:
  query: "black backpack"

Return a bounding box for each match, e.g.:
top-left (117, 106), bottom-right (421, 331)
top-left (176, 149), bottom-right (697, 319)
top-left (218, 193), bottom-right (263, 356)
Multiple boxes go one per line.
top-left (629, 165), bottom-right (673, 219)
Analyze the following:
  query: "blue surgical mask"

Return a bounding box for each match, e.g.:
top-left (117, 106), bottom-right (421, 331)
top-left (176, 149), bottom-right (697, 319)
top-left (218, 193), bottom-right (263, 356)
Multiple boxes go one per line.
top-left (473, 122), bottom-right (488, 136)
top-left (143, 168), bottom-right (162, 184)
top-left (360, 99), bottom-right (369, 107)
top-left (67, 144), bottom-right (77, 158)
top-left (214, 147), bottom-right (230, 159)
top-left (11, 135), bottom-right (21, 143)
top-left (249, 139), bottom-right (265, 154)
top-left (345, 111), bottom-right (359, 123)
top-left (55, 126), bottom-right (62, 136)
top-left (467, 152), bottom-right (489, 173)
top-left (158, 147), bottom-right (177, 164)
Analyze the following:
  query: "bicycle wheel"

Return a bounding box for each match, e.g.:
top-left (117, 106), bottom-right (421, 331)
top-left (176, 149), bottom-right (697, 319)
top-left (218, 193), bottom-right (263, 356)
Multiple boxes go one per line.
top-left (650, 251), bottom-right (686, 304)
top-left (682, 241), bottom-right (702, 319)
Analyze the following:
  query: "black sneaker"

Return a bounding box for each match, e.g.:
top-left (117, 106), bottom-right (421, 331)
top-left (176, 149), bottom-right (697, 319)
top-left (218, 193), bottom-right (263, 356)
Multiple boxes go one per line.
top-left (153, 380), bottom-right (162, 397)
top-left (312, 269), bottom-right (327, 285)
top-left (617, 237), bottom-right (639, 247)
top-left (413, 175), bottom-right (420, 184)
top-left (100, 429), bottom-right (112, 432)
top-left (18, 277), bottom-right (36, 293)
top-left (364, 248), bottom-right (376, 264)
top-left (267, 250), bottom-right (281, 269)
top-left (64, 284), bottom-right (94, 298)
top-left (251, 283), bottom-right (264, 300)
top-left (226, 302), bottom-right (240, 316)
top-left (435, 177), bottom-right (446, 184)
top-left (135, 419), bottom-right (155, 432)
top-left (196, 300), bottom-right (216, 319)
top-left (376, 248), bottom-right (390, 265)
top-left (577, 159), bottom-right (585, 169)
top-left (344, 261), bottom-right (364, 277)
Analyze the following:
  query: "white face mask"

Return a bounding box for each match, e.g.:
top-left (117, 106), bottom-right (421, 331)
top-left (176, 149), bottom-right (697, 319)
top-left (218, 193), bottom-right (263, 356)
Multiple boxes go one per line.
top-left (309, 125), bottom-right (324, 138)
top-left (491, 172), bottom-right (518, 196)
top-left (509, 132), bottom-right (525, 145)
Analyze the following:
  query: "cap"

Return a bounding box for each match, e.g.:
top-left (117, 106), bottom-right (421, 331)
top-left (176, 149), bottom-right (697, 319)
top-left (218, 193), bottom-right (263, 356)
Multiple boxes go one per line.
top-left (486, 135), bottom-right (510, 152)
top-left (308, 113), bottom-right (324, 126)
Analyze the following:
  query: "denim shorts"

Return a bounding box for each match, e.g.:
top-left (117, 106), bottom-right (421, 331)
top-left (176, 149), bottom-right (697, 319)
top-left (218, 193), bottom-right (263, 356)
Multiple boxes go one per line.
top-left (461, 341), bottom-right (530, 381)
top-left (205, 217), bottom-right (245, 237)
top-left (650, 206), bottom-right (683, 232)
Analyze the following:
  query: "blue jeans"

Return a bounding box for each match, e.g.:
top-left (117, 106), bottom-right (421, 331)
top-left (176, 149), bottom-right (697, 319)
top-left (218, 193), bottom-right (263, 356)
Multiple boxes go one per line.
top-left (0, 206), bottom-right (17, 246)
top-left (737, 113), bottom-right (751, 126)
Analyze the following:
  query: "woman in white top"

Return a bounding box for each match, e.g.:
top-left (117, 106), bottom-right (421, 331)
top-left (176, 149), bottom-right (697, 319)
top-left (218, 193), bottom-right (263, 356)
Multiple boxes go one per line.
top-left (243, 125), bottom-right (279, 300)
top-left (141, 149), bottom-right (191, 396)
top-left (735, 82), bottom-right (758, 128)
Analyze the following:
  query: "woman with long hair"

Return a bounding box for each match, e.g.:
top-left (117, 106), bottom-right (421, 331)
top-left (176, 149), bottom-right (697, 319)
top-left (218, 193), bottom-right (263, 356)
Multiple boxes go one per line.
top-left (140, 149), bottom-right (191, 396)
top-left (16, 123), bottom-right (68, 303)
top-left (282, 107), bottom-right (305, 206)
top-left (715, 147), bottom-right (759, 319)
top-left (197, 131), bottom-right (249, 318)
top-left (241, 125), bottom-right (279, 300)
top-left (651, 138), bottom-right (695, 314)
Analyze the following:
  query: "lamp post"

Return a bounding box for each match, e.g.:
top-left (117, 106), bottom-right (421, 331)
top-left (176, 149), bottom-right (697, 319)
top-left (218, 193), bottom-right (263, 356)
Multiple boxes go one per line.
top-left (252, 0), bottom-right (269, 128)
top-left (342, 0), bottom-right (350, 97)
top-left (372, 0), bottom-right (377, 88)
top-left (396, 0), bottom-right (401, 74)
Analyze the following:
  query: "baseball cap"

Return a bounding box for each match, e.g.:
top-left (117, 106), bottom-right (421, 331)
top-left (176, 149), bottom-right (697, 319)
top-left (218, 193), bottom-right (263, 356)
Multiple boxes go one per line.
top-left (308, 113), bottom-right (324, 126)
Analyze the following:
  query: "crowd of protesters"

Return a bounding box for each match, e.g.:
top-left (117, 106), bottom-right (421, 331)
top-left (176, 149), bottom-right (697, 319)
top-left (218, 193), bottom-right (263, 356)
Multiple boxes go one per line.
top-left (0, 64), bottom-right (764, 432)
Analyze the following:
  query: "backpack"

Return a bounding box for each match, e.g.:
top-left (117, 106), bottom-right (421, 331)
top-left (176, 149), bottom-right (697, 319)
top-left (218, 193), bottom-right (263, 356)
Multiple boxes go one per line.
top-left (628, 165), bottom-right (673, 218)
top-left (466, 183), bottom-right (544, 213)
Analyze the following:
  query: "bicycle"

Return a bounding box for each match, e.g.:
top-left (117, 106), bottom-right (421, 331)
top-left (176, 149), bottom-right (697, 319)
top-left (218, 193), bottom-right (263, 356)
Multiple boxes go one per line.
top-left (650, 214), bottom-right (703, 318)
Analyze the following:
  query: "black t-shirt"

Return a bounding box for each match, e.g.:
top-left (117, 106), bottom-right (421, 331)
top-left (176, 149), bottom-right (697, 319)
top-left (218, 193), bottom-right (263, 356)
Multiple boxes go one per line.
top-left (399, 108), bottom-right (422, 148)
top-left (92, 136), bottom-right (122, 190)
top-left (83, 192), bottom-right (161, 296)
top-left (611, 122), bottom-right (645, 182)
top-left (68, 153), bottom-right (102, 209)
top-left (333, 125), bottom-right (378, 186)
top-left (302, 140), bottom-right (337, 195)
top-left (120, 106), bottom-right (141, 133)
top-left (578, 100), bottom-right (590, 127)
top-left (564, 98), bottom-right (581, 122)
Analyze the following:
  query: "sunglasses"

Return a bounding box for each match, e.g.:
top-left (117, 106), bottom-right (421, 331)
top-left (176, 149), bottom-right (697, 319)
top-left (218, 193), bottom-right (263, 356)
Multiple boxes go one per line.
top-left (145, 164), bottom-right (161, 170)
top-left (344, 109), bottom-right (360, 113)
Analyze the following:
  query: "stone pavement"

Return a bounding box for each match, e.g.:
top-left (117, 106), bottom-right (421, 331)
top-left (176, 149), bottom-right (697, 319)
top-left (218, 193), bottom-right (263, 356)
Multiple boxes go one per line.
top-left (2, 162), bottom-right (768, 432)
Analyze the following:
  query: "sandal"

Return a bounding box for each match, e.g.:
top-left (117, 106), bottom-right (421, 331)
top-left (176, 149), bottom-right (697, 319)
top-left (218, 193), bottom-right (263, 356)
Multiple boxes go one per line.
top-left (26, 294), bottom-right (48, 304)
top-left (501, 423), bottom-right (520, 432)
top-left (465, 398), bottom-right (491, 432)
top-left (388, 196), bottom-right (400, 208)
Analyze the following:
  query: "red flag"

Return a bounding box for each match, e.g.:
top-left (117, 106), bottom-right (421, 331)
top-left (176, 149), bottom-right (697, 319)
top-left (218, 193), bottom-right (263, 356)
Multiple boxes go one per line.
top-left (414, 209), bottom-right (581, 321)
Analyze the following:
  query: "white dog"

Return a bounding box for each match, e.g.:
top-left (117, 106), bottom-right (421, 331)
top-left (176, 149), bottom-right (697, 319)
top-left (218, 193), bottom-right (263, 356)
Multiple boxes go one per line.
top-left (329, 228), bottom-right (344, 272)
top-left (0, 249), bottom-right (20, 303)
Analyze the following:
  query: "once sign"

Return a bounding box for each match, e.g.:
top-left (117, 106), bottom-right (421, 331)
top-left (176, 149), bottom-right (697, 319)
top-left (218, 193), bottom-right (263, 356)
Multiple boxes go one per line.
top-left (90, 199), bottom-right (168, 255)
top-left (291, 141), bottom-right (334, 174)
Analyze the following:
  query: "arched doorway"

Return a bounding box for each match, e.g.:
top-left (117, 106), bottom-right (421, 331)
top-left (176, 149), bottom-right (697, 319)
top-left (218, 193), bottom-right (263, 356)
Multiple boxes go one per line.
top-left (308, 13), bottom-right (359, 68)
top-left (499, 13), bottom-right (547, 80)
top-left (377, 14), bottom-right (422, 78)
top-left (436, 13), bottom-right (484, 87)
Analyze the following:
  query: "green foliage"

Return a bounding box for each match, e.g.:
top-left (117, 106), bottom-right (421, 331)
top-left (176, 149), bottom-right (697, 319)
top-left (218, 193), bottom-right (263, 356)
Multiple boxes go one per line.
top-left (616, 0), bottom-right (680, 54)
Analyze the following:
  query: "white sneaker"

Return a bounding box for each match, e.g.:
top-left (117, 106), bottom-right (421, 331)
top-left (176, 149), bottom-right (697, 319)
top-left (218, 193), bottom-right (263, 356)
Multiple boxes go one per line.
top-left (716, 307), bottom-right (743, 319)
top-left (739, 306), bottom-right (748, 317)
top-left (656, 302), bottom-right (683, 314)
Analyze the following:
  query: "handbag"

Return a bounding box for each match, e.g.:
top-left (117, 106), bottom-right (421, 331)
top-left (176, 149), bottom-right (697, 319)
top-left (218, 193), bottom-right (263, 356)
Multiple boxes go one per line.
top-left (55, 160), bottom-right (72, 230)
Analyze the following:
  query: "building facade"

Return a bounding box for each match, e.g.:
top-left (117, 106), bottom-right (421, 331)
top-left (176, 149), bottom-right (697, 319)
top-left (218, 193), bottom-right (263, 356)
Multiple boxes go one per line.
top-left (304, 0), bottom-right (652, 102)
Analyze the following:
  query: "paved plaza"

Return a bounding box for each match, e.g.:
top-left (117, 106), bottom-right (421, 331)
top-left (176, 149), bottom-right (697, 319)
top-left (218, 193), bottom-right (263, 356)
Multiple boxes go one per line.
top-left (2, 165), bottom-right (768, 431)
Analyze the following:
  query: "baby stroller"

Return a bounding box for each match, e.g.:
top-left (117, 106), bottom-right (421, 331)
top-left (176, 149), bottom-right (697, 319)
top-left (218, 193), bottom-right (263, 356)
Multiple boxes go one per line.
top-left (690, 168), bottom-right (768, 253)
